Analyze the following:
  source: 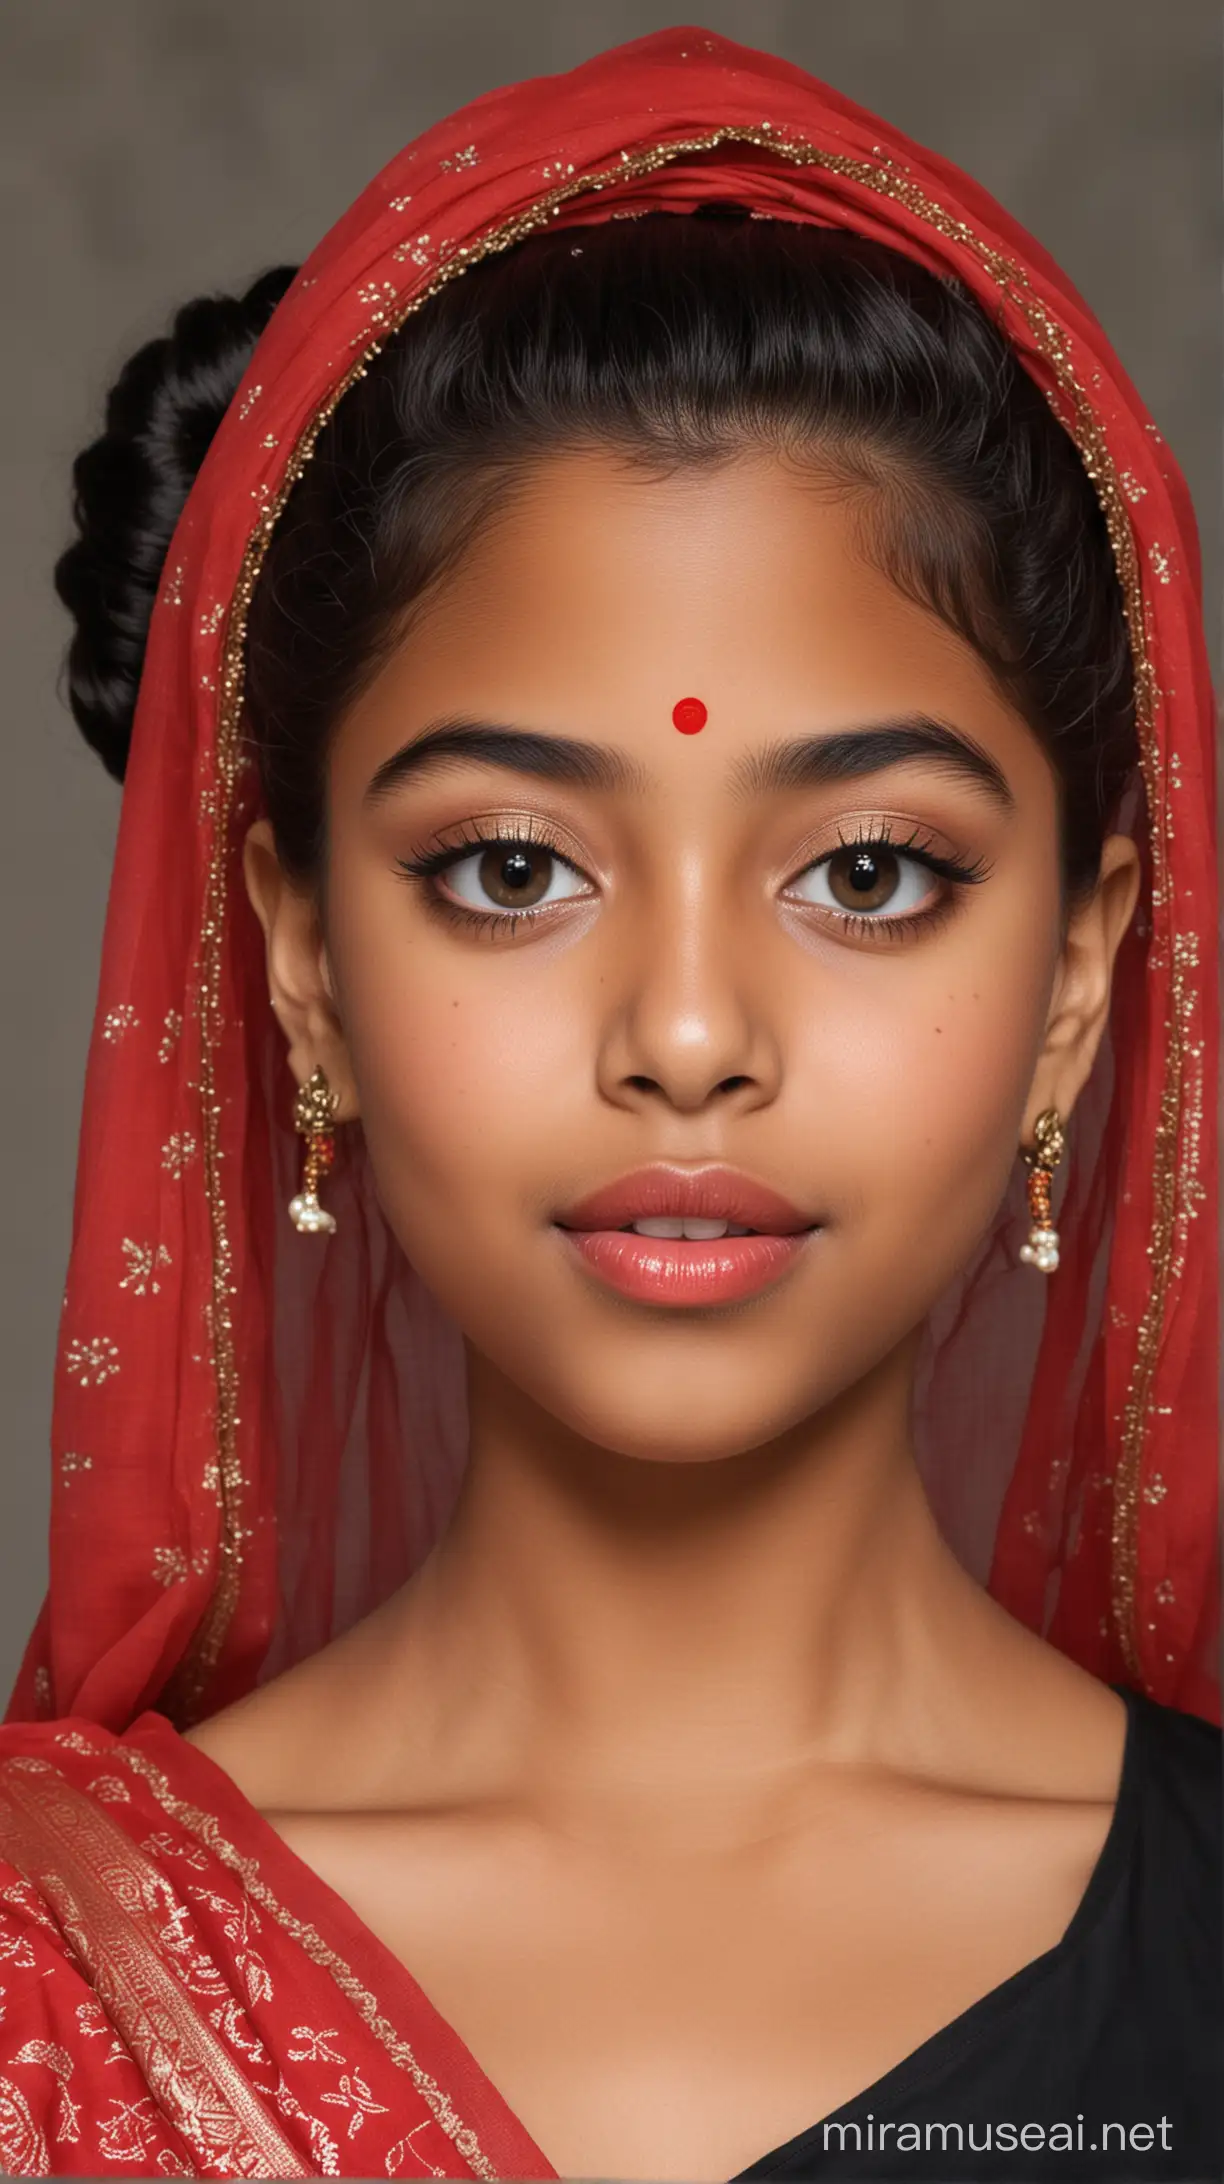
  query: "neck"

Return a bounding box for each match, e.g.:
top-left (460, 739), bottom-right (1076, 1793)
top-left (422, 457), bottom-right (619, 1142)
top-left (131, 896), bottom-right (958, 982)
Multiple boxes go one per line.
top-left (370, 1333), bottom-right (995, 1834)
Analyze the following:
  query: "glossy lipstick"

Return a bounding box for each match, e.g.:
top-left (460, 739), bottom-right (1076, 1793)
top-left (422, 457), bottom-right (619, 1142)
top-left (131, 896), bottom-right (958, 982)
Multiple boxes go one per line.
top-left (554, 1165), bottom-right (817, 1307)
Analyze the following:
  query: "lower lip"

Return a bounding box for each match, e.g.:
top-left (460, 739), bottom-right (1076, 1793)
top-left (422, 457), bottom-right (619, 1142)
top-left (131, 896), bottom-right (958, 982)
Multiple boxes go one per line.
top-left (556, 1227), bottom-right (813, 1305)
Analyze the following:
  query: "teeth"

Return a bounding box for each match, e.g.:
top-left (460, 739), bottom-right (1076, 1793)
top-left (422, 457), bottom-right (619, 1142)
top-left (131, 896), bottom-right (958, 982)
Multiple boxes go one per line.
top-left (624, 1217), bottom-right (757, 1239)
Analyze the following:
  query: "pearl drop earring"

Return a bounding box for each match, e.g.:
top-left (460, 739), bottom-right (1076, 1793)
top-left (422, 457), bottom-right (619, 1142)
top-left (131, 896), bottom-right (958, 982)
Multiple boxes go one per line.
top-left (1019, 1108), bottom-right (1065, 1274)
top-left (289, 1065), bottom-right (340, 1234)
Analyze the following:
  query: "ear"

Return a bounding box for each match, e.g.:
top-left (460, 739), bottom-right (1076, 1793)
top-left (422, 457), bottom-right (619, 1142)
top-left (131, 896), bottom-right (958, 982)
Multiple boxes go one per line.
top-left (1023, 833), bottom-right (1141, 1139)
top-left (242, 818), bottom-right (361, 1119)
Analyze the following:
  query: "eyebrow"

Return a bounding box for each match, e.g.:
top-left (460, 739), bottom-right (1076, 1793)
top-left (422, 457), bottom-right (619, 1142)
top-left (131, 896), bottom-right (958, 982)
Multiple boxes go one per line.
top-left (737, 720), bottom-right (1013, 808)
top-left (362, 714), bottom-right (1014, 811)
top-left (365, 721), bottom-right (646, 804)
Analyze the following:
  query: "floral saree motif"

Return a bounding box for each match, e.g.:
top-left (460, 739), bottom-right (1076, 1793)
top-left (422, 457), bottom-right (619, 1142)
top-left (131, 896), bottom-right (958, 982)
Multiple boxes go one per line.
top-left (0, 1716), bottom-right (554, 2176)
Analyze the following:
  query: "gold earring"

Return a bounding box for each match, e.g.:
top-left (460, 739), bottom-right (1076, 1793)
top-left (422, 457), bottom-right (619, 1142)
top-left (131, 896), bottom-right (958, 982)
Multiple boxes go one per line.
top-left (1019, 1107), bottom-right (1065, 1274)
top-left (289, 1065), bottom-right (340, 1234)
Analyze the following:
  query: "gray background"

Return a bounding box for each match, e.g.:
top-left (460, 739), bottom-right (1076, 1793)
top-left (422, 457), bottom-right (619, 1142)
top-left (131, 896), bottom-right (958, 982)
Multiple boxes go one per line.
top-left (1, 1), bottom-right (1219, 1699)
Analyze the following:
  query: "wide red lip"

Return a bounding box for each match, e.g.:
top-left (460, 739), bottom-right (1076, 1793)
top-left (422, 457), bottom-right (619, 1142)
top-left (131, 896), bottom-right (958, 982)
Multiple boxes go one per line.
top-left (554, 1164), bottom-right (816, 1235)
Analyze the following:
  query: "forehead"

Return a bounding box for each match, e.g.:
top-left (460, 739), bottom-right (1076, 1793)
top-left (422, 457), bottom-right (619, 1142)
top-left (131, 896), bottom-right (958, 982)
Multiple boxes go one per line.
top-left (336, 446), bottom-right (1041, 786)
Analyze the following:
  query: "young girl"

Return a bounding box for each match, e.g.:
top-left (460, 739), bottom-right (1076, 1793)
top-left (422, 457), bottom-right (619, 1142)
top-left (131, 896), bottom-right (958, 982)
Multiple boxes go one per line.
top-left (0, 28), bottom-right (1218, 2183)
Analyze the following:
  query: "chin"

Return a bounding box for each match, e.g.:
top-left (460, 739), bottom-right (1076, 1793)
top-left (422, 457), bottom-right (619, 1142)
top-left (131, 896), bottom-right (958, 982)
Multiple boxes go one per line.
top-left (525, 1362), bottom-right (837, 1469)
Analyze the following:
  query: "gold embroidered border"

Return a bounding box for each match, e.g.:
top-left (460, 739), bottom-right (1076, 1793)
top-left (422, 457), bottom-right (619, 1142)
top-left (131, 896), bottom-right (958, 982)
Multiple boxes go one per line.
top-left (178, 122), bottom-right (1187, 1706)
top-left (0, 1757), bottom-right (310, 2178)
top-left (107, 1739), bottom-right (501, 2180)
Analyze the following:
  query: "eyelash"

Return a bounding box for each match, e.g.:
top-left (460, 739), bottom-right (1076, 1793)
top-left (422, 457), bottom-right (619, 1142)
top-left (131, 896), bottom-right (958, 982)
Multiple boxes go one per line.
top-left (394, 815), bottom-right (990, 943)
top-left (817, 820), bottom-right (990, 943)
top-left (395, 816), bottom-right (580, 940)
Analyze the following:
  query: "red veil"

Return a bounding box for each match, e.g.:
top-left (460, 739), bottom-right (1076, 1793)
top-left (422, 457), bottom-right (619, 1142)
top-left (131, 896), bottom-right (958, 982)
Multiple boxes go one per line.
top-left (7, 23), bottom-right (1218, 1746)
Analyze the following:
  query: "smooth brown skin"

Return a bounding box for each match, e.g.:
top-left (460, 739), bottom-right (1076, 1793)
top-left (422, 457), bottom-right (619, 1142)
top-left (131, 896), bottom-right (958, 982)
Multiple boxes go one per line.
top-left (189, 450), bottom-right (1140, 2182)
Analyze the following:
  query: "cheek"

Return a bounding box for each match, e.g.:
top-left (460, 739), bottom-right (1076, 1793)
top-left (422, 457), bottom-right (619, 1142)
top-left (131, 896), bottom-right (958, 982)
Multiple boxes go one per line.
top-left (367, 993), bottom-right (577, 1192)
top-left (796, 900), bottom-right (1059, 1268)
top-left (326, 884), bottom-right (585, 1233)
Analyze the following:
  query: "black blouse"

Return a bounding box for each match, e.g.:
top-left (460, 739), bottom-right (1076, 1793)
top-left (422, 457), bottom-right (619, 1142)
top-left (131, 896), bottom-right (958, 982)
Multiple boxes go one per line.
top-left (734, 1686), bottom-right (1222, 2183)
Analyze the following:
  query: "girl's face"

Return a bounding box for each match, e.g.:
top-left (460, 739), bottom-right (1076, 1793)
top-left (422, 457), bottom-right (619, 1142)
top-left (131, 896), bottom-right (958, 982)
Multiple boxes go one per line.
top-left (248, 447), bottom-right (1134, 1464)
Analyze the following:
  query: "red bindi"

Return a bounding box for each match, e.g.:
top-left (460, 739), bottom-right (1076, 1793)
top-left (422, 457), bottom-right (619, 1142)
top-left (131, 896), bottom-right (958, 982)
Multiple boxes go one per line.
top-left (671, 696), bottom-right (708, 734)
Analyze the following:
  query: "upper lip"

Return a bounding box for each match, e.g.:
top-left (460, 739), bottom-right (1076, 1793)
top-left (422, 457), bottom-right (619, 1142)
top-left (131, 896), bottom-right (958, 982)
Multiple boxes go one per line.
top-left (555, 1165), bottom-right (816, 1234)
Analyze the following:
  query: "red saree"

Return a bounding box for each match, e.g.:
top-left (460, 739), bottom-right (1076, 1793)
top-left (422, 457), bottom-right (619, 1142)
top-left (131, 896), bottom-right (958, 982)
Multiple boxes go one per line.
top-left (0, 24), bottom-right (1217, 2178)
top-left (0, 1713), bottom-right (555, 2177)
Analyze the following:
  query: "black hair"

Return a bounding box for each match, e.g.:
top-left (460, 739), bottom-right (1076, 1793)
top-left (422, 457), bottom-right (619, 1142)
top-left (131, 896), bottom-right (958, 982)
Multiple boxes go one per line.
top-left (55, 264), bottom-right (297, 783)
top-left (56, 213), bottom-right (1136, 897)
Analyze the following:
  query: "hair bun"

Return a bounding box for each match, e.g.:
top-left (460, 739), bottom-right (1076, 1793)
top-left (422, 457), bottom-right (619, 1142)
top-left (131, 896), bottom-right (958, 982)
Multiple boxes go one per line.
top-left (55, 263), bottom-right (298, 783)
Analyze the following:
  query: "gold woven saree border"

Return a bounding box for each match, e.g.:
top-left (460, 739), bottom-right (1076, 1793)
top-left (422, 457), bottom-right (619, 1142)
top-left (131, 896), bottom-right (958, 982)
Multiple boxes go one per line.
top-left (177, 123), bottom-right (1187, 1710)
top-left (106, 1739), bottom-right (501, 2180)
top-left (0, 1755), bottom-right (311, 2178)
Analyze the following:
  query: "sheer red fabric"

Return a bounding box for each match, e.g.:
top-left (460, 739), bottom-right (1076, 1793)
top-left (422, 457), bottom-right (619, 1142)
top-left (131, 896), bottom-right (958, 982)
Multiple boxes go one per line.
top-left (5, 26), bottom-right (1217, 1746)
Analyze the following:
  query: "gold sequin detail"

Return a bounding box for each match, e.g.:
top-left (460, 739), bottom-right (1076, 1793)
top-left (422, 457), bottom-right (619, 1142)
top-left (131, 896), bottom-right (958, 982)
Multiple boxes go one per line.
top-left (1147, 541), bottom-right (1173, 584)
top-left (101, 1004), bottom-right (138, 1043)
top-left (160, 1132), bottom-right (198, 1180)
top-left (390, 234), bottom-right (434, 268)
top-left (158, 1009), bottom-right (184, 1063)
top-left (59, 1450), bottom-right (93, 1482)
top-left (356, 279), bottom-right (398, 323)
top-left (64, 1337), bottom-right (119, 1388)
top-left (120, 1240), bottom-right (172, 1296)
top-left (173, 123), bottom-right (1193, 1710)
top-left (151, 1546), bottom-right (209, 1588)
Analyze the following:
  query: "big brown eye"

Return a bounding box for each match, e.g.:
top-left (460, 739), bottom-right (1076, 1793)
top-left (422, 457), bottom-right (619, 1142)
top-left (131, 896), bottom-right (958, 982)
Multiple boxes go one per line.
top-left (443, 838), bottom-right (590, 915)
top-left (827, 845), bottom-right (901, 911)
top-left (478, 845), bottom-right (553, 908)
top-left (789, 842), bottom-right (939, 920)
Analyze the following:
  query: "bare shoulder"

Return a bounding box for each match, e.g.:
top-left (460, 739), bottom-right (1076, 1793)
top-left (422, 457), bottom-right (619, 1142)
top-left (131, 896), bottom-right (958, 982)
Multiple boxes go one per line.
top-left (933, 1594), bottom-right (1131, 1809)
top-left (182, 1605), bottom-right (391, 1812)
top-left (181, 1674), bottom-right (311, 1810)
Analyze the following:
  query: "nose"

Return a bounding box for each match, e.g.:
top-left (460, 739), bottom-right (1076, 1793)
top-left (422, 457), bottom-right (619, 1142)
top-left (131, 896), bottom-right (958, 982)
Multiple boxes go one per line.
top-left (594, 863), bottom-right (783, 1116)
